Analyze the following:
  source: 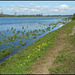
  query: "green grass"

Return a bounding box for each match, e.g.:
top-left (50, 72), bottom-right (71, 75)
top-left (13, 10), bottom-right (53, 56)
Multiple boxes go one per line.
top-left (0, 20), bottom-right (75, 74)
top-left (0, 49), bottom-right (13, 59)
top-left (49, 20), bottom-right (75, 74)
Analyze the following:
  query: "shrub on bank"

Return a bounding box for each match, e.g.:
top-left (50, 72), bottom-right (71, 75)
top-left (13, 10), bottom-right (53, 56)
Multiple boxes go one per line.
top-left (72, 13), bottom-right (75, 20)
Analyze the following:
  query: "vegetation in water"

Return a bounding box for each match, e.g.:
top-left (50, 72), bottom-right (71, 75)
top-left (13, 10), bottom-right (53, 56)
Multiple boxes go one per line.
top-left (0, 41), bottom-right (2, 45)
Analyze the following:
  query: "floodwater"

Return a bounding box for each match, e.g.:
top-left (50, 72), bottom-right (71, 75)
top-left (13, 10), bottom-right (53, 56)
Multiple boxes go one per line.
top-left (0, 17), bottom-right (71, 63)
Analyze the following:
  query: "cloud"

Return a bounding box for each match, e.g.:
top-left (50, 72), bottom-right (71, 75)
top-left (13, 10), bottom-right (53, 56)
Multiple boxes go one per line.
top-left (1, 4), bottom-right (75, 15)
top-left (60, 4), bottom-right (69, 9)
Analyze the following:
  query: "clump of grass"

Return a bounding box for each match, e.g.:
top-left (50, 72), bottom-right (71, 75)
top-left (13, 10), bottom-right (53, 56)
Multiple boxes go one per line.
top-left (30, 30), bottom-right (32, 33)
top-left (8, 36), bottom-right (14, 41)
top-left (49, 64), bottom-right (68, 74)
top-left (38, 33), bottom-right (41, 35)
top-left (46, 27), bottom-right (50, 31)
top-left (32, 33), bottom-right (37, 38)
top-left (22, 35), bottom-right (25, 39)
top-left (19, 40), bottom-right (22, 45)
top-left (14, 34), bottom-right (17, 39)
top-left (42, 29), bottom-right (45, 32)
top-left (49, 23), bottom-right (51, 26)
top-left (32, 33), bottom-right (36, 36)
top-left (26, 32), bottom-right (29, 38)
top-left (21, 42), bottom-right (26, 46)
top-left (8, 47), bottom-right (12, 50)
top-left (11, 27), bottom-right (13, 31)
top-left (22, 26), bottom-right (24, 29)
top-left (55, 54), bottom-right (68, 63)
top-left (17, 36), bottom-right (21, 39)
top-left (0, 41), bottom-right (2, 45)
top-left (33, 36), bottom-right (36, 39)
top-left (39, 29), bottom-right (41, 31)
top-left (0, 49), bottom-right (13, 59)
top-left (4, 39), bottom-right (8, 42)
top-left (16, 46), bottom-right (20, 49)
top-left (17, 31), bottom-right (20, 34)
top-left (22, 31), bottom-right (24, 35)
top-left (52, 25), bottom-right (57, 29)
top-left (33, 29), bottom-right (39, 33)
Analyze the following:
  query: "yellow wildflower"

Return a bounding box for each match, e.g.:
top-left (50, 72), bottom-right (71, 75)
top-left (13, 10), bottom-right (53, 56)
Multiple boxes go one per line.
top-left (28, 55), bottom-right (30, 58)
top-left (21, 64), bottom-right (22, 66)
top-left (38, 45), bottom-right (41, 48)
top-left (42, 43), bottom-right (45, 46)
top-left (25, 60), bottom-right (28, 62)
top-left (38, 49), bottom-right (40, 51)
top-left (24, 63), bottom-right (25, 65)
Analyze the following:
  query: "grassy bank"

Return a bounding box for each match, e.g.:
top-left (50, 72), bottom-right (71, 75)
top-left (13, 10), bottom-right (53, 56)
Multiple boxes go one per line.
top-left (0, 25), bottom-right (60, 74)
top-left (49, 20), bottom-right (75, 74)
top-left (0, 20), bottom-right (75, 74)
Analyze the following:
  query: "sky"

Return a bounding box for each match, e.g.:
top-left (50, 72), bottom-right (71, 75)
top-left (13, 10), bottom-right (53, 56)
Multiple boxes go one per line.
top-left (0, 1), bottom-right (75, 15)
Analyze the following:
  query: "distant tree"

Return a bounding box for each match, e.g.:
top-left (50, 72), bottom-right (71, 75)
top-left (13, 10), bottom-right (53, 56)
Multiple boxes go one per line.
top-left (72, 13), bottom-right (75, 20)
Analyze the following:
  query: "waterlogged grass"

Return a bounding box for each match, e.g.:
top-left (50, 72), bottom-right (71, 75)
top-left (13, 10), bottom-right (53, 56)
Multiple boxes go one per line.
top-left (0, 25), bottom-right (60, 74)
top-left (0, 41), bottom-right (2, 45)
top-left (21, 42), bottom-right (27, 46)
top-left (49, 20), bottom-right (75, 74)
top-left (0, 49), bottom-right (13, 59)
top-left (46, 27), bottom-right (50, 31)
top-left (16, 46), bottom-right (21, 49)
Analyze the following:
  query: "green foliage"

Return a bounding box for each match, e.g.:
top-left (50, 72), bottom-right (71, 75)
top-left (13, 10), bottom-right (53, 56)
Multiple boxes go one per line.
top-left (0, 41), bottom-right (2, 45)
top-left (72, 13), bottom-right (75, 20)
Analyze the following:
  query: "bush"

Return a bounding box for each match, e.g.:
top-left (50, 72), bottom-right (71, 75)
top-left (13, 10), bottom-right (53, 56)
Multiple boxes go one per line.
top-left (72, 13), bottom-right (75, 20)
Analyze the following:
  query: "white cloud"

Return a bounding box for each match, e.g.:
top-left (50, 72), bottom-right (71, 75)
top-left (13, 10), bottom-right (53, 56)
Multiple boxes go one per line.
top-left (31, 9), bottom-right (39, 12)
top-left (1, 4), bottom-right (75, 15)
top-left (60, 4), bottom-right (69, 9)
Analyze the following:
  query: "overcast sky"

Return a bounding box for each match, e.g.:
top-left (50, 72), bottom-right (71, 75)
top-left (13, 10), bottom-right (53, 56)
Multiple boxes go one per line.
top-left (0, 1), bottom-right (75, 15)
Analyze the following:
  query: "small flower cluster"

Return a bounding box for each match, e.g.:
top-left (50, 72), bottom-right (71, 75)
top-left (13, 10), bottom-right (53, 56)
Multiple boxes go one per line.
top-left (20, 42), bottom-right (47, 66)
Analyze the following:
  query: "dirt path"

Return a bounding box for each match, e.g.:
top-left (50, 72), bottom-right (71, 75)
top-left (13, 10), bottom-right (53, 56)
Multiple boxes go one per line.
top-left (32, 30), bottom-right (67, 74)
top-left (69, 26), bottom-right (75, 36)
